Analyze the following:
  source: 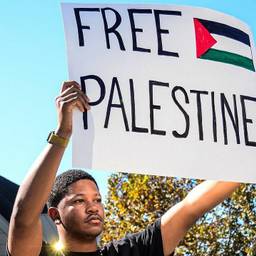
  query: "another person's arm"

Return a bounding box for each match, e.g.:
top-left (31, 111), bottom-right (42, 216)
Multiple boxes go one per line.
top-left (161, 180), bottom-right (240, 256)
top-left (7, 81), bottom-right (89, 256)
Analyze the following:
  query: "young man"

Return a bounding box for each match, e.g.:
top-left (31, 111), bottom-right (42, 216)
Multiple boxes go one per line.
top-left (7, 81), bottom-right (240, 256)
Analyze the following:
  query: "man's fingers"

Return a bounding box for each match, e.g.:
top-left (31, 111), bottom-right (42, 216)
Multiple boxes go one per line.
top-left (60, 81), bottom-right (80, 93)
top-left (57, 81), bottom-right (91, 113)
top-left (80, 93), bottom-right (91, 110)
top-left (84, 94), bottom-right (90, 102)
top-left (69, 98), bottom-right (84, 112)
top-left (60, 84), bottom-right (81, 97)
top-left (61, 85), bottom-right (89, 103)
top-left (56, 92), bottom-right (90, 112)
top-left (57, 94), bottom-right (84, 112)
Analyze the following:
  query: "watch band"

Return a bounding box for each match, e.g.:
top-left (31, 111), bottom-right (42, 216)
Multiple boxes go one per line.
top-left (47, 131), bottom-right (69, 148)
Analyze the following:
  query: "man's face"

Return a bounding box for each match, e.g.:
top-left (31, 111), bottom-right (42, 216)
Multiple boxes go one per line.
top-left (58, 179), bottom-right (104, 241)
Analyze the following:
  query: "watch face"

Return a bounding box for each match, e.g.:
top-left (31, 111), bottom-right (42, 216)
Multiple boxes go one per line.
top-left (47, 131), bottom-right (68, 147)
top-left (47, 131), bottom-right (55, 142)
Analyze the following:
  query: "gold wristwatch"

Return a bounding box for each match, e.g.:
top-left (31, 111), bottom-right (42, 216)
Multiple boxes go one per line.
top-left (47, 131), bottom-right (69, 148)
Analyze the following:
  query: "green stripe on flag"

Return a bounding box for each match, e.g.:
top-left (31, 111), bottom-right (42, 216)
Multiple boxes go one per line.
top-left (200, 48), bottom-right (255, 72)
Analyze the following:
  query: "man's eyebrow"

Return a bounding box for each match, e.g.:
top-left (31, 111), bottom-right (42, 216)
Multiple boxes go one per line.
top-left (69, 193), bottom-right (101, 199)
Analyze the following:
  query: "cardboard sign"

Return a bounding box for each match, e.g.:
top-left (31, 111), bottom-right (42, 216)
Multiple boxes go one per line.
top-left (62, 3), bottom-right (256, 183)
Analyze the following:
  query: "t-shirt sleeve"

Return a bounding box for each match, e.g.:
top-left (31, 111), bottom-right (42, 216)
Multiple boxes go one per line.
top-left (5, 246), bottom-right (10, 256)
top-left (103, 218), bottom-right (174, 256)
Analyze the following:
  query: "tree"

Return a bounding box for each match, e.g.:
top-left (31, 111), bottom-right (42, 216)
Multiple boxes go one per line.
top-left (101, 172), bottom-right (256, 255)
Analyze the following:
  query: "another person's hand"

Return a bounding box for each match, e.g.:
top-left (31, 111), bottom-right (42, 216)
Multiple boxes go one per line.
top-left (55, 81), bottom-right (90, 139)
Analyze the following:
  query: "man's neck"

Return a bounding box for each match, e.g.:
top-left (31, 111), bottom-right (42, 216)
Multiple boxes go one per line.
top-left (59, 235), bottom-right (98, 252)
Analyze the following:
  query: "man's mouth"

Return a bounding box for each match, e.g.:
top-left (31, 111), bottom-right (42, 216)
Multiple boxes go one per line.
top-left (84, 215), bottom-right (103, 224)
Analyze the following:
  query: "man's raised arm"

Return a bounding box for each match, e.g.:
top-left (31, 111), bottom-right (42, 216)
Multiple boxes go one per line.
top-left (7, 81), bottom-right (89, 256)
top-left (160, 180), bottom-right (240, 256)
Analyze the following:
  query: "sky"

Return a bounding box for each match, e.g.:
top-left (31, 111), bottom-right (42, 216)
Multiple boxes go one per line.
top-left (0, 0), bottom-right (255, 201)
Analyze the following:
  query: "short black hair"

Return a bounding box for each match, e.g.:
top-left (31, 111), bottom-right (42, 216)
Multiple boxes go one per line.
top-left (47, 169), bottom-right (99, 208)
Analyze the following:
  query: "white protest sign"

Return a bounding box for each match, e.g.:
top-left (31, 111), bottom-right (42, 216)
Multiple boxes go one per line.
top-left (62, 4), bottom-right (256, 183)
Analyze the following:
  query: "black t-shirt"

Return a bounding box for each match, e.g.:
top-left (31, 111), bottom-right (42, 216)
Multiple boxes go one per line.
top-left (7, 218), bottom-right (173, 256)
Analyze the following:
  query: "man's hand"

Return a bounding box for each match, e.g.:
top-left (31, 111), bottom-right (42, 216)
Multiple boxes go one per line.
top-left (55, 81), bottom-right (90, 139)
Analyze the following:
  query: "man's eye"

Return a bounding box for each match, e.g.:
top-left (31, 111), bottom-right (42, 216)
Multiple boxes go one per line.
top-left (95, 198), bottom-right (102, 203)
top-left (74, 199), bottom-right (84, 203)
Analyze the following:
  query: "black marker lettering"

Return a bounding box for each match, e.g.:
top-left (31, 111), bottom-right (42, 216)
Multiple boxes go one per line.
top-left (220, 93), bottom-right (240, 145)
top-left (190, 90), bottom-right (208, 141)
top-left (154, 9), bottom-right (181, 57)
top-left (240, 95), bottom-right (256, 147)
top-left (130, 79), bottom-right (149, 133)
top-left (101, 8), bottom-right (125, 50)
top-left (128, 9), bottom-right (152, 53)
top-left (104, 77), bottom-right (129, 131)
top-left (80, 75), bottom-right (106, 130)
top-left (172, 86), bottom-right (190, 138)
top-left (74, 8), bottom-right (100, 47)
top-left (149, 80), bottom-right (169, 135)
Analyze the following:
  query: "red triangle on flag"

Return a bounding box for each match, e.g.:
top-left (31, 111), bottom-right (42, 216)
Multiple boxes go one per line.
top-left (194, 18), bottom-right (217, 58)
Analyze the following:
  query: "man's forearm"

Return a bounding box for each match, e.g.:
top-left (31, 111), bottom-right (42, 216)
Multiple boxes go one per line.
top-left (8, 82), bottom-right (89, 256)
top-left (11, 142), bottom-right (66, 226)
top-left (183, 180), bottom-right (240, 222)
top-left (10, 81), bottom-right (89, 227)
top-left (161, 181), bottom-right (240, 255)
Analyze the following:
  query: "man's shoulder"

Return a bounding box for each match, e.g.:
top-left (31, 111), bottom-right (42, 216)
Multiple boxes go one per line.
top-left (102, 218), bottom-right (164, 256)
top-left (37, 241), bottom-right (53, 256)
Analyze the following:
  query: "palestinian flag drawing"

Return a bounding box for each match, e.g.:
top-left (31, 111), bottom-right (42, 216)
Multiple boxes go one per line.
top-left (194, 18), bottom-right (255, 72)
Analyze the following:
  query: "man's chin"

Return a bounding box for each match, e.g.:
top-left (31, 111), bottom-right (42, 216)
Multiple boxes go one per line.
top-left (67, 223), bottom-right (103, 241)
top-left (81, 225), bottom-right (103, 238)
top-left (71, 230), bottom-right (102, 242)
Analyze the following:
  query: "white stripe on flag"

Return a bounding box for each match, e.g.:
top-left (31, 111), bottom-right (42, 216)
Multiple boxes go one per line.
top-left (212, 34), bottom-right (252, 59)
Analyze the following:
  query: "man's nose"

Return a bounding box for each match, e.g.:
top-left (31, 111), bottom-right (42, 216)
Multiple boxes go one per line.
top-left (86, 201), bottom-right (99, 213)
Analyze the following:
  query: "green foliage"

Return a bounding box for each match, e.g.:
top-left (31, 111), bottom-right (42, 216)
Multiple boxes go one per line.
top-left (101, 173), bottom-right (256, 255)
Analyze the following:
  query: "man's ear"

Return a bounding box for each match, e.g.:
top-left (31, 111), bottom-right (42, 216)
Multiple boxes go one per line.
top-left (48, 207), bottom-right (61, 224)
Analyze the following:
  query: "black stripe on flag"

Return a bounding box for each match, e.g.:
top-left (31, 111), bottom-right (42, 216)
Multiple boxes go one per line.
top-left (197, 18), bottom-right (250, 46)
